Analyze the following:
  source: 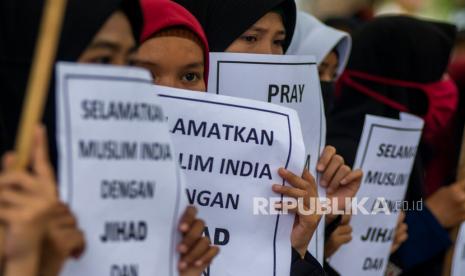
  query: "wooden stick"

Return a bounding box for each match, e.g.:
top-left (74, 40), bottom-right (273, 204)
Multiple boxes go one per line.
top-left (0, 0), bottom-right (67, 270)
top-left (13, 0), bottom-right (67, 170)
top-left (442, 128), bottom-right (465, 276)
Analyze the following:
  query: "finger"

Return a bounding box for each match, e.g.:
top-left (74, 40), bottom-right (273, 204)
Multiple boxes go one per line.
top-left (57, 228), bottom-right (86, 258)
top-left (49, 202), bottom-right (70, 217)
top-left (397, 211), bottom-right (406, 223)
top-left (321, 155), bottom-right (344, 188)
top-left (54, 213), bottom-right (78, 228)
top-left (397, 223), bottom-right (408, 234)
top-left (334, 234), bottom-right (352, 244)
top-left (179, 219), bottom-right (205, 254)
top-left (2, 153), bottom-right (16, 171)
top-left (340, 169), bottom-right (363, 186)
top-left (336, 225), bottom-right (352, 235)
top-left (0, 208), bottom-right (16, 224)
top-left (32, 125), bottom-right (54, 182)
top-left (178, 206), bottom-right (197, 233)
top-left (278, 168), bottom-right (308, 190)
top-left (0, 189), bottom-right (31, 207)
top-left (272, 185), bottom-right (306, 199)
top-left (181, 237), bottom-right (211, 265)
top-left (70, 230), bottom-right (86, 258)
top-left (397, 233), bottom-right (408, 244)
top-left (194, 246), bottom-right (220, 268)
top-left (341, 214), bottom-right (351, 224)
top-left (302, 169), bottom-right (318, 197)
top-left (317, 146), bottom-right (336, 172)
top-left (328, 165), bottom-right (351, 194)
top-left (0, 171), bottom-right (36, 193)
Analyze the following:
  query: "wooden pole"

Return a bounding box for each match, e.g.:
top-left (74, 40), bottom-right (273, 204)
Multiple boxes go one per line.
top-left (12, 0), bottom-right (68, 170)
top-left (0, 0), bottom-right (67, 270)
top-left (442, 128), bottom-right (465, 276)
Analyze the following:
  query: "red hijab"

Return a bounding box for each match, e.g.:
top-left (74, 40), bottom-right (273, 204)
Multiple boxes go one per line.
top-left (139, 0), bottom-right (210, 83)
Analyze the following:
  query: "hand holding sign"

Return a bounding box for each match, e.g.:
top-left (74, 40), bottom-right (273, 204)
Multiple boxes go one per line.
top-left (208, 53), bottom-right (326, 263)
top-left (329, 114), bottom-right (423, 276)
top-left (178, 206), bottom-right (219, 275)
top-left (0, 126), bottom-right (60, 275)
top-left (317, 146), bottom-right (363, 209)
top-left (40, 203), bottom-right (85, 276)
top-left (324, 215), bottom-right (353, 258)
top-left (426, 180), bottom-right (465, 228)
top-left (390, 212), bottom-right (408, 254)
top-left (273, 168), bottom-right (321, 258)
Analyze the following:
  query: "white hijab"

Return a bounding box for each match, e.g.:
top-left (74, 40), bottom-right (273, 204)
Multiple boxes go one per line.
top-left (287, 11), bottom-right (352, 78)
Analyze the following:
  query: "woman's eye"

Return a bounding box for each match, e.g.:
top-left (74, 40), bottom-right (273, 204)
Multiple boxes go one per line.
top-left (242, 35), bottom-right (258, 43)
top-left (182, 73), bottom-right (200, 82)
top-left (273, 39), bottom-right (285, 46)
top-left (92, 56), bottom-right (112, 64)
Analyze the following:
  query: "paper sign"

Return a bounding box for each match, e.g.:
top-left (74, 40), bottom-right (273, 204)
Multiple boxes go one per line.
top-left (56, 63), bottom-right (184, 276)
top-left (156, 86), bottom-right (306, 276)
top-left (329, 114), bottom-right (424, 275)
top-left (452, 222), bottom-right (465, 276)
top-left (207, 52), bottom-right (326, 262)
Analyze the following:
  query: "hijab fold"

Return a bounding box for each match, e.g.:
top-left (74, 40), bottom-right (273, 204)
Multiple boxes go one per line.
top-left (287, 11), bottom-right (351, 78)
top-left (139, 0), bottom-right (209, 80)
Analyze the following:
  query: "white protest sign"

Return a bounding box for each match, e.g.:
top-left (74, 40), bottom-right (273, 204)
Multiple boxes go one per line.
top-left (156, 86), bottom-right (306, 276)
top-left (329, 114), bottom-right (424, 275)
top-left (56, 63), bottom-right (184, 276)
top-left (452, 222), bottom-right (465, 276)
top-left (207, 52), bottom-right (326, 262)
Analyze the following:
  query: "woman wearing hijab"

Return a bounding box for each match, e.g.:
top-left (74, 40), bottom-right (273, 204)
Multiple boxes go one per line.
top-left (132, 0), bottom-right (210, 91)
top-left (1, 1), bottom-right (216, 275)
top-left (286, 11), bottom-right (356, 276)
top-left (287, 11), bottom-right (351, 115)
top-left (79, 0), bottom-right (219, 276)
top-left (132, 1), bottom-right (332, 275)
top-left (174, 0), bottom-right (296, 55)
top-left (287, 11), bottom-right (351, 81)
top-left (170, 2), bottom-right (365, 275)
top-left (327, 16), bottom-right (459, 275)
top-left (0, 1), bottom-right (128, 274)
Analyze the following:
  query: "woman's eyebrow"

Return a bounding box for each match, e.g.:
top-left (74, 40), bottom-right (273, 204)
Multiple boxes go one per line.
top-left (248, 26), bottom-right (267, 34)
top-left (276, 29), bottom-right (286, 36)
top-left (130, 58), bottom-right (159, 68)
top-left (183, 62), bottom-right (204, 70)
top-left (87, 40), bottom-right (120, 51)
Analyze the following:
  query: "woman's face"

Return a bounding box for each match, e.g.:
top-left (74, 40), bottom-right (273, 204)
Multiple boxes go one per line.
top-left (79, 11), bottom-right (136, 65)
top-left (226, 12), bottom-right (286, 55)
top-left (319, 51), bottom-right (339, 82)
top-left (133, 36), bottom-right (206, 92)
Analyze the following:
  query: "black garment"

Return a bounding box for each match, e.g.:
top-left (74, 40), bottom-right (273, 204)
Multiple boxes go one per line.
top-left (320, 81), bottom-right (335, 117)
top-left (0, 111), bottom-right (6, 160)
top-left (174, 0), bottom-right (296, 52)
top-left (323, 261), bottom-right (340, 276)
top-left (291, 248), bottom-right (326, 276)
top-left (0, 0), bottom-right (139, 164)
top-left (327, 16), bottom-right (457, 275)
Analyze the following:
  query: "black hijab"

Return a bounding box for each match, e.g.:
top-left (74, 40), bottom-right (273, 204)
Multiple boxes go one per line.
top-left (327, 17), bottom-right (458, 275)
top-left (0, 0), bottom-right (141, 162)
top-left (327, 16), bottom-right (456, 166)
top-left (174, 0), bottom-right (297, 52)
